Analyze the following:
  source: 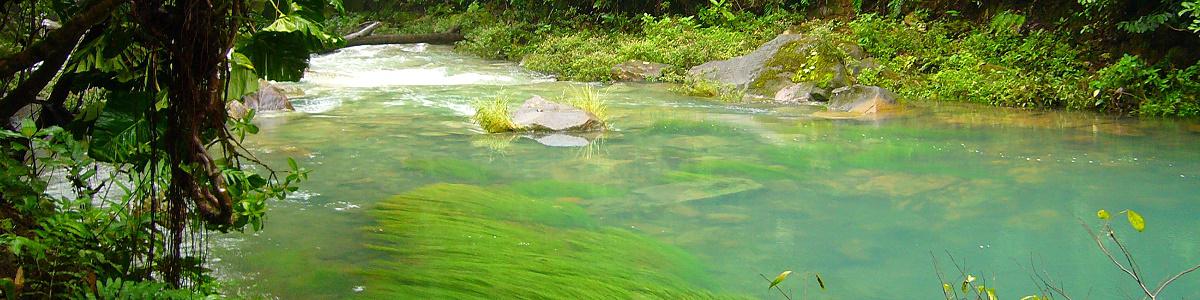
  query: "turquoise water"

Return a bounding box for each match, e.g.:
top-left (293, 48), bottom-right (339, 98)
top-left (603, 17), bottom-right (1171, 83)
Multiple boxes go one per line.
top-left (213, 44), bottom-right (1200, 299)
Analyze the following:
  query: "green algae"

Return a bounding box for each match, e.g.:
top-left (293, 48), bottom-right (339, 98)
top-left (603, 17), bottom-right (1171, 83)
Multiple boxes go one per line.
top-left (361, 184), bottom-right (746, 299)
top-left (403, 157), bottom-right (501, 183)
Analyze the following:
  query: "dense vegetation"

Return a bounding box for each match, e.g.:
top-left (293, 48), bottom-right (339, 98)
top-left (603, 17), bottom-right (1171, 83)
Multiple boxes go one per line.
top-left (328, 0), bottom-right (1199, 117)
top-left (0, 0), bottom-right (329, 297)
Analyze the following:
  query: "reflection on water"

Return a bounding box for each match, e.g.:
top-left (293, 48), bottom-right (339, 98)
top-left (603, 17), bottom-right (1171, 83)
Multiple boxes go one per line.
top-left (213, 45), bottom-right (1200, 299)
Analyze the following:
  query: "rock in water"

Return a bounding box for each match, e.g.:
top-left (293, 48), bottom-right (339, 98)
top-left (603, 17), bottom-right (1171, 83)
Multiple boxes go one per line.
top-left (229, 80), bottom-right (294, 118)
top-left (774, 82), bottom-right (829, 103)
top-left (611, 60), bottom-right (671, 81)
top-left (634, 177), bottom-right (762, 205)
top-left (688, 34), bottom-right (804, 91)
top-left (827, 85), bottom-right (899, 114)
top-left (511, 96), bottom-right (602, 131)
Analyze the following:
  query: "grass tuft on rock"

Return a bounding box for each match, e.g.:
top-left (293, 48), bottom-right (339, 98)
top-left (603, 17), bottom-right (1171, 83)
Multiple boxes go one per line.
top-left (561, 85), bottom-right (609, 123)
top-left (471, 96), bottom-right (517, 133)
top-left (362, 184), bottom-right (746, 299)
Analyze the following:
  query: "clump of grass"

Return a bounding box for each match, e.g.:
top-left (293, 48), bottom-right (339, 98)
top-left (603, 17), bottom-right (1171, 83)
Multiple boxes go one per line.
top-left (561, 85), bottom-right (609, 123)
top-left (665, 73), bottom-right (746, 102)
top-left (471, 96), bottom-right (518, 133)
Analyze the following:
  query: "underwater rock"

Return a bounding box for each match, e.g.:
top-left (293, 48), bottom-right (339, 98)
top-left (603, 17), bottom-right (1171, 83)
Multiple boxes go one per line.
top-left (612, 60), bottom-right (671, 81)
top-left (229, 80), bottom-right (295, 118)
top-left (633, 177), bottom-right (762, 205)
top-left (827, 85), bottom-right (899, 114)
top-left (704, 213), bottom-right (751, 224)
top-left (511, 96), bottom-right (603, 131)
top-left (774, 82), bottom-right (829, 104)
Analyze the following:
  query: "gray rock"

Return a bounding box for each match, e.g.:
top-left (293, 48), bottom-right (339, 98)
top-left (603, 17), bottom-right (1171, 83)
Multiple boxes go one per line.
top-left (827, 85), bottom-right (899, 114)
top-left (774, 83), bottom-right (829, 104)
top-left (612, 60), bottom-right (671, 81)
top-left (229, 80), bottom-right (294, 118)
top-left (511, 96), bottom-right (602, 131)
top-left (688, 34), bottom-right (804, 91)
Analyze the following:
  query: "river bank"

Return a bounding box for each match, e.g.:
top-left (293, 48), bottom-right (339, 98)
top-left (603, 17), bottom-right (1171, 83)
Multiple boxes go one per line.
top-left (324, 2), bottom-right (1199, 117)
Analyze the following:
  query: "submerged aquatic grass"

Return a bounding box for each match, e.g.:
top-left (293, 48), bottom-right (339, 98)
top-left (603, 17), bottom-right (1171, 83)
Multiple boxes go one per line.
top-left (472, 96), bottom-right (517, 133)
top-left (362, 184), bottom-right (745, 299)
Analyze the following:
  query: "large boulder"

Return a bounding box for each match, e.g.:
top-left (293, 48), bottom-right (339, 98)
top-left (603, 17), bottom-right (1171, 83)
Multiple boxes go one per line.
top-left (689, 33), bottom-right (868, 98)
top-left (611, 60), bottom-right (671, 81)
top-left (774, 82), bottom-right (829, 104)
top-left (229, 80), bottom-right (294, 118)
top-left (511, 96), bottom-right (602, 131)
top-left (826, 85), bottom-right (899, 114)
top-left (688, 34), bottom-right (804, 92)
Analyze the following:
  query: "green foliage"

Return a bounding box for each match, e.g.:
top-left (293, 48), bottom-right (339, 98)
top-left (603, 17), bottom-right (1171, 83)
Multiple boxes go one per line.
top-left (471, 96), bottom-right (518, 133)
top-left (845, 13), bottom-right (1092, 109)
top-left (241, 14), bottom-right (343, 81)
top-left (1090, 55), bottom-right (1200, 116)
top-left (510, 14), bottom-right (776, 81)
top-left (0, 0), bottom-right (331, 296)
top-left (509, 180), bottom-right (628, 199)
top-left (361, 184), bottom-right (743, 299)
top-left (85, 279), bottom-right (213, 300)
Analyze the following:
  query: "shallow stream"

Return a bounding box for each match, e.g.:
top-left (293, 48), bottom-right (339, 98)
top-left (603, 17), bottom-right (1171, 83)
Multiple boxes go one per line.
top-left (213, 44), bottom-right (1200, 299)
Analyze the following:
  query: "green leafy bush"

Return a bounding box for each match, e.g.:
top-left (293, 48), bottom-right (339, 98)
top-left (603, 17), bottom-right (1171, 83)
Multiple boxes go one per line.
top-left (1091, 55), bottom-right (1200, 116)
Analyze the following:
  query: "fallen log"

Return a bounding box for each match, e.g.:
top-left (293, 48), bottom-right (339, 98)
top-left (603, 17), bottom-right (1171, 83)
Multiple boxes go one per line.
top-left (344, 32), bottom-right (465, 47)
top-left (343, 21), bottom-right (382, 40)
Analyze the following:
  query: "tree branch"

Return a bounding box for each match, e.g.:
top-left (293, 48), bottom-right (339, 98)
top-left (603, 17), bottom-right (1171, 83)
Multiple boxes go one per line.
top-left (0, 0), bottom-right (124, 81)
top-left (0, 41), bottom-right (76, 121)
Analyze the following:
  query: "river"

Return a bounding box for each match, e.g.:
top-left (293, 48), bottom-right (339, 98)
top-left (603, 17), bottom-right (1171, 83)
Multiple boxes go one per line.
top-left (211, 44), bottom-right (1200, 299)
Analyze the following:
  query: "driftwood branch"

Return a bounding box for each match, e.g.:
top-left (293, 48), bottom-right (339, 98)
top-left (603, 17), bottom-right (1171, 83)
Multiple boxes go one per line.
top-left (343, 21), bottom-right (382, 40)
top-left (344, 32), bottom-right (465, 47)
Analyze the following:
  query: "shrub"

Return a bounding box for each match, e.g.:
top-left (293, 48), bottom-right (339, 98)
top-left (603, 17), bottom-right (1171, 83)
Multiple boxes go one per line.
top-left (1092, 55), bottom-right (1200, 116)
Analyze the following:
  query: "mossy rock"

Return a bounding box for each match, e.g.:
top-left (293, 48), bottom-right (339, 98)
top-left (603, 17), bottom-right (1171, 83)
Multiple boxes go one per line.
top-left (362, 184), bottom-right (746, 299)
top-left (749, 37), bottom-right (856, 96)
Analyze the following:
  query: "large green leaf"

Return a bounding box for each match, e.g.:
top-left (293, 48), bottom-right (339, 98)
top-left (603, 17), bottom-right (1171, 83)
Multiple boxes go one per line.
top-left (226, 52), bottom-right (260, 101)
top-left (90, 91), bottom-right (161, 164)
top-left (241, 14), bottom-right (342, 81)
